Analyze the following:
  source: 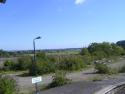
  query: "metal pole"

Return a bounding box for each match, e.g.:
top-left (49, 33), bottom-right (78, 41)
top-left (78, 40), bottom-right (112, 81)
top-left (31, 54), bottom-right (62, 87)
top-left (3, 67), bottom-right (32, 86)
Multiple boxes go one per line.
top-left (33, 39), bottom-right (37, 75)
top-left (33, 39), bottom-right (36, 64)
top-left (35, 83), bottom-right (39, 94)
top-left (33, 36), bottom-right (41, 94)
top-left (33, 39), bottom-right (38, 94)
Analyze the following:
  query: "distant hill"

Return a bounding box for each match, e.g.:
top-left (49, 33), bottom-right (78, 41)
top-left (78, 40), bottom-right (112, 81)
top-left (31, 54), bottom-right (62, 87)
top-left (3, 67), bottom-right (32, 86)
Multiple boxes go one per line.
top-left (117, 40), bottom-right (125, 48)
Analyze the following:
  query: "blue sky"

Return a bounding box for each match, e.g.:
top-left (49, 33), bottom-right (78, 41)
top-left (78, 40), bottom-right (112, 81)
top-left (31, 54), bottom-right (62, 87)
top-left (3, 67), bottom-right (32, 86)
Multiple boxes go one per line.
top-left (0, 0), bottom-right (125, 50)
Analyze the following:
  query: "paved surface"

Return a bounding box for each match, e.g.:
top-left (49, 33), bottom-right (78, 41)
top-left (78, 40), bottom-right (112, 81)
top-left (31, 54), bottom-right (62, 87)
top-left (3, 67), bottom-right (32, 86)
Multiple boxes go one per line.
top-left (41, 76), bottom-right (125, 94)
top-left (42, 81), bottom-right (102, 94)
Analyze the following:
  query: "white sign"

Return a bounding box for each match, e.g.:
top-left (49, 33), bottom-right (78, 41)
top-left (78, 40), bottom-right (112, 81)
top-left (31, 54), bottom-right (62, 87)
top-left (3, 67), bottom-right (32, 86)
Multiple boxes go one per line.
top-left (32, 76), bottom-right (42, 84)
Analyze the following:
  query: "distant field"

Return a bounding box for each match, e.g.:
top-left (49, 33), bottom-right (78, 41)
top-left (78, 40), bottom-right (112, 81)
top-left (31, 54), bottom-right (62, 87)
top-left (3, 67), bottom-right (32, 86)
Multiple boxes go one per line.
top-left (46, 49), bottom-right (81, 55)
top-left (43, 48), bottom-right (81, 55)
top-left (27, 48), bottom-right (81, 56)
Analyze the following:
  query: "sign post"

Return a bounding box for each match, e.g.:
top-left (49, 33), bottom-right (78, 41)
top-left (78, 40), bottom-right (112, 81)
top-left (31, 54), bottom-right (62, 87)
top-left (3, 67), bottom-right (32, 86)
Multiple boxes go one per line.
top-left (32, 76), bottom-right (42, 94)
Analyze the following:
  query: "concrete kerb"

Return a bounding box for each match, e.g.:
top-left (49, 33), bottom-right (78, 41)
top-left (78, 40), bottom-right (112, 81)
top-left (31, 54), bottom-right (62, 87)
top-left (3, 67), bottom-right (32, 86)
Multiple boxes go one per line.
top-left (94, 82), bottom-right (125, 94)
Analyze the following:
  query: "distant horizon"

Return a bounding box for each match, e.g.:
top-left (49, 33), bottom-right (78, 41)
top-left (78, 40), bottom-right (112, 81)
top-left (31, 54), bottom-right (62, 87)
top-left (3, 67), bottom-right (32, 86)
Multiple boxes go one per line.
top-left (1, 40), bottom-right (123, 51)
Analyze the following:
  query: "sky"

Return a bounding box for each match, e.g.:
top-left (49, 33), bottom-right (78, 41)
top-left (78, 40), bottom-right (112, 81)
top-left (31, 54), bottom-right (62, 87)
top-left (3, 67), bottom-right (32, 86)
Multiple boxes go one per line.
top-left (0, 0), bottom-right (125, 50)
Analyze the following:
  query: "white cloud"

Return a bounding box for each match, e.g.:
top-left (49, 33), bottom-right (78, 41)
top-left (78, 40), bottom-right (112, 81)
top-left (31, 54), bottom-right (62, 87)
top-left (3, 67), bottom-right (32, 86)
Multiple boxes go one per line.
top-left (75, 0), bottom-right (86, 5)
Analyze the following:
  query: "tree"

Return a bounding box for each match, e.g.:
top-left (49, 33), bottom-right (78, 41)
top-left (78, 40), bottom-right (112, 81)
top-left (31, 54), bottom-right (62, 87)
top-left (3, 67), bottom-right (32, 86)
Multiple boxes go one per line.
top-left (111, 43), bottom-right (124, 55)
top-left (85, 42), bottom-right (124, 60)
top-left (117, 40), bottom-right (125, 49)
top-left (0, 0), bottom-right (6, 3)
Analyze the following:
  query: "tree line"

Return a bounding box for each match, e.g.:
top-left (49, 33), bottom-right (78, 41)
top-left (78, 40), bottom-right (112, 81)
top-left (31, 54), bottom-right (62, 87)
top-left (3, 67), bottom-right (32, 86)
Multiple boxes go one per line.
top-left (80, 42), bottom-right (125, 60)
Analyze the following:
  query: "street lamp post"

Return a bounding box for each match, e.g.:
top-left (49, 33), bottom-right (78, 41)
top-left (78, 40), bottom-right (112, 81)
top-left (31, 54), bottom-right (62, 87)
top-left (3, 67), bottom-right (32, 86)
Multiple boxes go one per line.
top-left (33, 36), bottom-right (41, 75)
top-left (33, 36), bottom-right (41, 94)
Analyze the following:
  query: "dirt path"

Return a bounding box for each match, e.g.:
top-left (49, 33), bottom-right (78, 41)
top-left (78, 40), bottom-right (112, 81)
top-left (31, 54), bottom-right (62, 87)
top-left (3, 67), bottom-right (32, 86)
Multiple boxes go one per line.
top-left (12, 68), bottom-right (96, 94)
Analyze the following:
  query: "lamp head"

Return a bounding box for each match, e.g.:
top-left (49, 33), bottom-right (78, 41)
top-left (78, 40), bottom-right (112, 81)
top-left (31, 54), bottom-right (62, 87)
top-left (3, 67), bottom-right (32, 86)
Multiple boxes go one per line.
top-left (35, 36), bottom-right (41, 39)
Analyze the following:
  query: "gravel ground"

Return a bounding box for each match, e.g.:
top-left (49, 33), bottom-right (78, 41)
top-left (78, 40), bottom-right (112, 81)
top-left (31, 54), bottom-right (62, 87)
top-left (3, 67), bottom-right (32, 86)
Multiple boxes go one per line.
top-left (14, 68), bottom-right (97, 93)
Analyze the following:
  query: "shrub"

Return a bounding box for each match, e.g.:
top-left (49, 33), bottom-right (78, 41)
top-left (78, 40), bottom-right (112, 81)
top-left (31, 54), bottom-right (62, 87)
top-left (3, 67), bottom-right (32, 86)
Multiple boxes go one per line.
top-left (29, 63), bottom-right (38, 76)
top-left (95, 63), bottom-right (110, 74)
top-left (119, 65), bottom-right (125, 73)
top-left (80, 48), bottom-right (90, 56)
top-left (14, 56), bottom-right (32, 70)
top-left (92, 51), bottom-right (107, 60)
top-left (29, 61), bottom-right (57, 76)
top-left (49, 70), bottom-right (70, 88)
top-left (0, 75), bottom-right (17, 94)
top-left (58, 56), bottom-right (86, 71)
top-left (82, 55), bottom-right (93, 65)
top-left (37, 61), bottom-right (56, 75)
top-left (95, 63), bottom-right (117, 75)
top-left (3, 60), bottom-right (15, 71)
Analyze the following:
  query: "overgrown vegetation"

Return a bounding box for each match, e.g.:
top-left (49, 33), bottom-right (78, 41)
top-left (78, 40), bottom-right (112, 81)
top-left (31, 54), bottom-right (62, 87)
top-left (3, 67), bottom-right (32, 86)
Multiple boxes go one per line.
top-left (1, 42), bottom-right (125, 76)
top-left (0, 49), bottom-right (22, 57)
top-left (118, 65), bottom-right (125, 73)
top-left (81, 42), bottom-right (125, 60)
top-left (3, 60), bottom-right (14, 71)
top-left (2, 56), bottom-right (32, 71)
top-left (29, 52), bottom-right (87, 75)
top-left (95, 63), bottom-right (117, 74)
top-left (48, 70), bottom-right (70, 88)
top-left (58, 56), bottom-right (87, 71)
top-left (95, 63), bottom-right (110, 74)
top-left (14, 56), bottom-right (32, 70)
top-left (0, 75), bottom-right (17, 94)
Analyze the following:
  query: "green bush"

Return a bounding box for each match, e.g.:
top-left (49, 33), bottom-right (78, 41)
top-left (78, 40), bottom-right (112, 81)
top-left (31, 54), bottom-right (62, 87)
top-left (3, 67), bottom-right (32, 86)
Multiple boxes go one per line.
top-left (95, 63), bottom-right (117, 74)
top-left (82, 55), bottom-right (93, 65)
top-left (29, 54), bottom-right (87, 75)
top-left (29, 52), bottom-right (57, 76)
top-left (0, 76), bottom-right (17, 94)
top-left (95, 63), bottom-right (110, 74)
top-left (29, 61), bottom-right (57, 76)
top-left (14, 56), bottom-right (32, 70)
top-left (3, 60), bottom-right (14, 71)
top-left (3, 56), bottom-right (32, 71)
top-left (85, 42), bottom-right (125, 60)
top-left (49, 70), bottom-right (70, 88)
top-left (92, 51), bottom-right (107, 60)
top-left (119, 65), bottom-right (125, 73)
top-left (80, 48), bottom-right (90, 56)
top-left (37, 61), bottom-right (56, 75)
top-left (29, 63), bottom-right (38, 76)
top-left (59, 56), bottom-right (86, 71)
